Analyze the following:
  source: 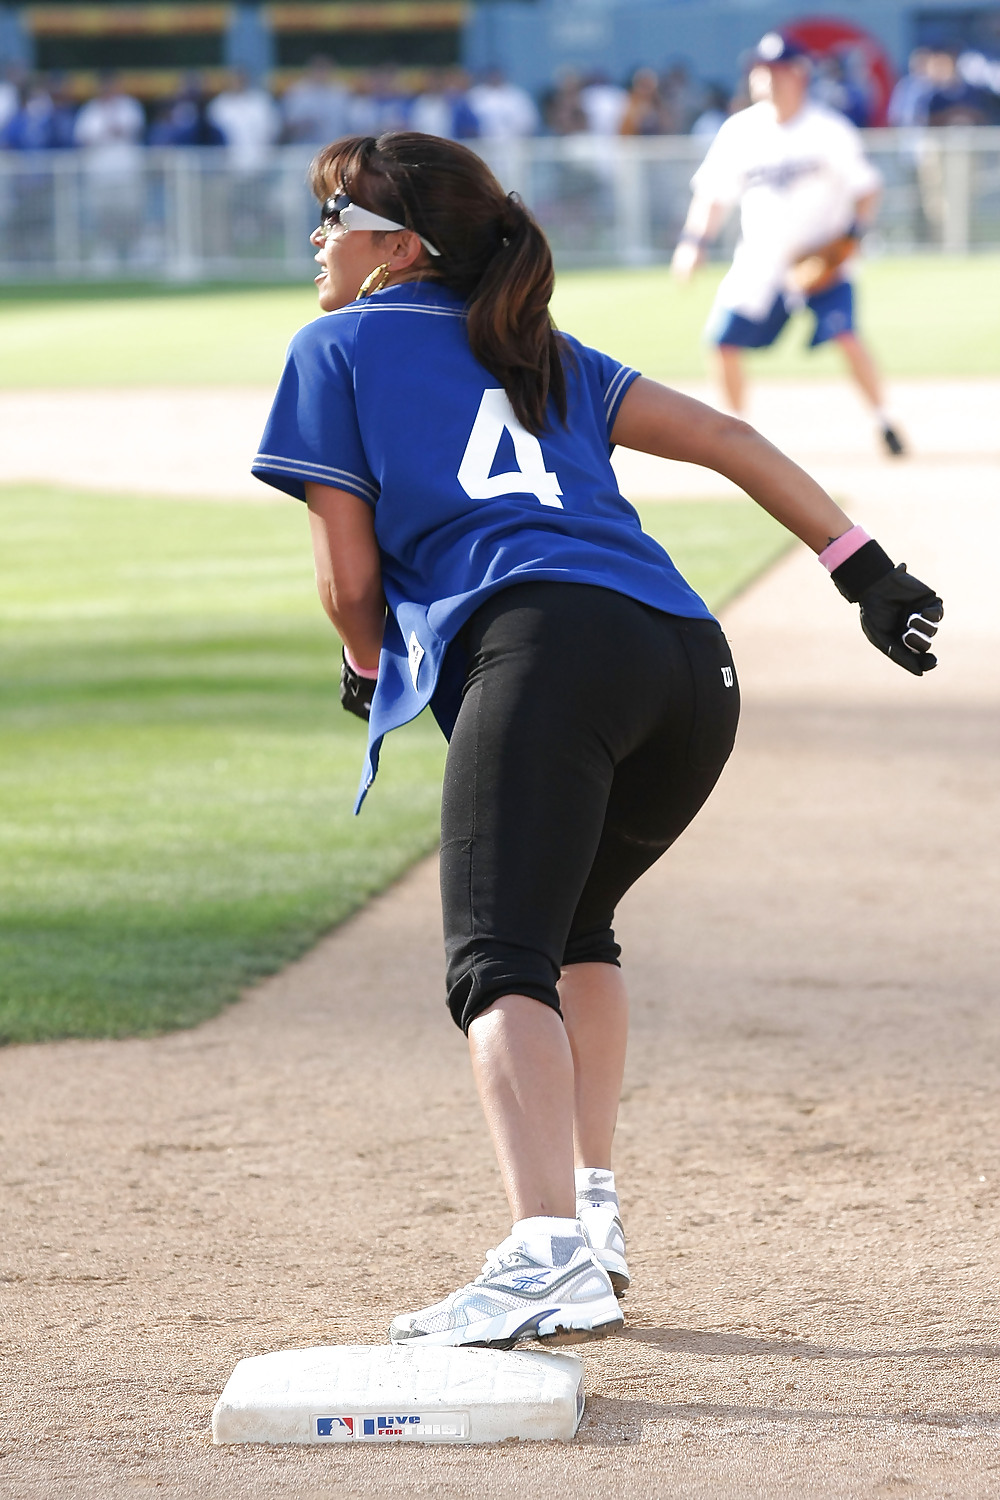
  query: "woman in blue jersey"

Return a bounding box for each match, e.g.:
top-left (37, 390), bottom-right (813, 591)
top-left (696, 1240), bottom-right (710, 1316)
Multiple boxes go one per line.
top-left (253, 133), bottom-right (942, 1351)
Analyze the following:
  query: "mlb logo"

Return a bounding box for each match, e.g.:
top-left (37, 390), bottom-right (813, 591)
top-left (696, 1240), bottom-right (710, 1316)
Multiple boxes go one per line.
top-left (314, 1415), bottom-right (355, 1439)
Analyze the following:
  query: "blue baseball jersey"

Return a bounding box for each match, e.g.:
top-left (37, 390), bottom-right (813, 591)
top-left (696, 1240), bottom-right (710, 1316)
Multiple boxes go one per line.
top-left (253, 281), bottom-right (713, 809)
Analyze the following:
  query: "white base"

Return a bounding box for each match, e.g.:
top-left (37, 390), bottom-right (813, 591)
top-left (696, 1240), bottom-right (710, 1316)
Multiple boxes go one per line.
top-left (212, 1344), bottom-right (585, 1445)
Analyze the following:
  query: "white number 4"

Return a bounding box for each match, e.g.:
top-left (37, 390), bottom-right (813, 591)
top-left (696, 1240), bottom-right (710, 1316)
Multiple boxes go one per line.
top-left (457, 388), bottom-right (563, 509)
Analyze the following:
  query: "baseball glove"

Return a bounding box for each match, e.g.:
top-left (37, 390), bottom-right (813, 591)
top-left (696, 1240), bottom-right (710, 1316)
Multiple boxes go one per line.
top-left (788, 230), bottom-right (860, 296)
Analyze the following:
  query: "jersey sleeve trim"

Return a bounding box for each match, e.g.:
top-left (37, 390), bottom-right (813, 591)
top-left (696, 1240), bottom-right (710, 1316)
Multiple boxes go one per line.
top-left (604, 364), bottom-right (640, 431)
top-left (252, 453), bottom-right (380, 506)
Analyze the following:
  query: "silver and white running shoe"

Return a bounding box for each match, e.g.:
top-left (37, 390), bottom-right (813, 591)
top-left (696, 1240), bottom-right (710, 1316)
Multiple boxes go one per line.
top-left (389, 1230), bottom-right (624, 1350)
top-left (578, 1202), bottom-right (630, 1297)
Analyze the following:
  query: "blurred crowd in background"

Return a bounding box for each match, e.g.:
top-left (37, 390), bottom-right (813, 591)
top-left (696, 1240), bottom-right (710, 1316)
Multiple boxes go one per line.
top-left (2, 42), bottom-right (1000, 166)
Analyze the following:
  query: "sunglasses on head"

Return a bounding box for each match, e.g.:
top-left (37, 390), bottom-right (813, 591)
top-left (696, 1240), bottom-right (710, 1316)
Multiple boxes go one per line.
top-left (318, 194), bottom-right (441, 257)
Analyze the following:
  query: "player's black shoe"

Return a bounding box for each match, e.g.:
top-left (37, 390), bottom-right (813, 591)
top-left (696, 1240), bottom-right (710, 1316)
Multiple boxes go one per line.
top-left (880, 424), bottom-right (906, 458)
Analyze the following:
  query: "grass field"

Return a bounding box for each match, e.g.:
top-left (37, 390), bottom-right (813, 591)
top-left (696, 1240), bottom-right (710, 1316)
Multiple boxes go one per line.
top-left (0, 484), bottom-right (791, 1044)
top-left (1, 256), bottom-right (998, 388)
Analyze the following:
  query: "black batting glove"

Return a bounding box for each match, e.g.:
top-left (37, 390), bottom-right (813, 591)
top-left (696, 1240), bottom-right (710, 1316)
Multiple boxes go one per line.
top-left (830, 541), bottom-right (943, 676)
top-left (859, 566), bottom-right (943, 675)
top-left (340, 648), bottom-right (375, 721)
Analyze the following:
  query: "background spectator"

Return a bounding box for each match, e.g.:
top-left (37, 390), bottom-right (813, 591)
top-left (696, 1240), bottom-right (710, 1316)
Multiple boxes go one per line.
top-left (957, 48), bottom-right (1000, 123)
top-left (812, 52), bottom-right (871, 127)
top-left (73, 73), bottom-right (146, 264)
top-left (1, 71), bottom-right (78, 150)
top-left (345, 66), bottom-right (411, 136)
top-left (281, 54), bottom-right (349, 145)
top-left (2, 75), bottom-right (60, 243)
top-left (544, 69), bottom-right (588, 135)
top-left (925, 49), bottom-right (991, 125)
top-left (467, 66), bottom-right (539, 139)
top-left (620, 67), bottom-right (673, 135)
top-left (4, 77), bottom-right (59, 151)
top-left (690, 82), bottom-right (731, 140)
top-left (206, 69), bottom-right (280, 172)
top-left (45, 73), bottom-right (78, 148)
top-left (74, 72), bottom-right (145, 157)
top-left (579, 70), bottom-right (628, 135)
top-left (0, 64), bottom-right (23, 139)
top-left (888, 47), bottom-right (936, 126)
top-left (411, 68), bottom-right (479, 140)
top-left (147, 75), bottom-right (223, 147)
top-left (342, 70), bottom-right (377, 135)
top-left (660, 61), bottom-right (702, 133)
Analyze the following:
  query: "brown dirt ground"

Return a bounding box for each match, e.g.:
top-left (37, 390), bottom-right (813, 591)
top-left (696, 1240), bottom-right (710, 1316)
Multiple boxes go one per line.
top-left (2, 382), bottom-right (998, 1498)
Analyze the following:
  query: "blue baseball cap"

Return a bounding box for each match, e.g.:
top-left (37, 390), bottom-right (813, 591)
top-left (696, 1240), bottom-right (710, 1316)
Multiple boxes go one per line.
top-left (752, 31), bottom-right (811, 66)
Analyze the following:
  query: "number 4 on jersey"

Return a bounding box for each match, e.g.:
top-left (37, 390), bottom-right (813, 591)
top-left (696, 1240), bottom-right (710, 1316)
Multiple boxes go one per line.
top-left (458, 388), bottom-right (563, 509)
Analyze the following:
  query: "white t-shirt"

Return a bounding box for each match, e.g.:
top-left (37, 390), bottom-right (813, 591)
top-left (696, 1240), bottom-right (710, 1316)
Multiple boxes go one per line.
top-left (692, 100), bottom-right (881, 319)
top-left (580, 82), bottom-right (628, 136)
top-left (206, 88), bottom-right (280, 171)
top-left (281, 78), bottom-right (349, 144)
top-left (0, 78), bottom-right (18, 134)
top-left (410, 91), bottom-right (453, 138)
top-left (467, 81), bottom-right (539, 139)
top-left (73, 93), bottom-right (146, 184)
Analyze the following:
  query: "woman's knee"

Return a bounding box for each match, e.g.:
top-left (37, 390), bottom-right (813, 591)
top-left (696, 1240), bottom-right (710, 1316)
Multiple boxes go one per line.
top-left (562, 926), bottom-right (622, 969)
top-left (447, 951), bottom-right (562, 1034)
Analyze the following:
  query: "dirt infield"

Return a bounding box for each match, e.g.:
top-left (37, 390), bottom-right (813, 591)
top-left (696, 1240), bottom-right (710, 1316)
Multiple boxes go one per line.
top-left (2, 382), bottom-right (998, 1498)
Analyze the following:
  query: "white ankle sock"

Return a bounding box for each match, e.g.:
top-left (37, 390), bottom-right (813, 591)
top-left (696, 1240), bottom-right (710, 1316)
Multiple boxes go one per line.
top-left (509, 1216), bottom-right (585, 1266)
top-left (575, 1167), bottom-right (619, 1208)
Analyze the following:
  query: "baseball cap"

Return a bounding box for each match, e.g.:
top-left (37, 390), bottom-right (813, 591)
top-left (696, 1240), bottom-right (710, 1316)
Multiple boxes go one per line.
top-left (751, 31), bottom-right (811, 66)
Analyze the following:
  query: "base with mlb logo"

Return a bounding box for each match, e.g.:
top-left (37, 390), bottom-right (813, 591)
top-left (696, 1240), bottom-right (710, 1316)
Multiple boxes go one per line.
top-left (212, 1343), bottom-right (585, 1445)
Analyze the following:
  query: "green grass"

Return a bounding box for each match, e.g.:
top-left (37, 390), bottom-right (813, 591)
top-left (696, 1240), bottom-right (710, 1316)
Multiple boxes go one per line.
top-left (1, 256), bottom-right (998, 386)
top-left (550, 256), bottom-right (1000, 381)
top-left (0, 483), bottom-right (790, 1044)
top-left (0, 283), bottom-right (318, 389)
top-left (638, 497), bottom-right (792, 613)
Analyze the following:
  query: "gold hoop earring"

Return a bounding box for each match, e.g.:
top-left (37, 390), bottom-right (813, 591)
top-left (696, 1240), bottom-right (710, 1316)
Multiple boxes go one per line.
top-left (358, 262), bottom-right (391, 298)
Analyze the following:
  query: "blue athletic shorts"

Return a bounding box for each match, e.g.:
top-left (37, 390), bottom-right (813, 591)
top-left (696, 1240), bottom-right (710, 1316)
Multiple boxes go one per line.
top-left (710, 278), bottom-right (855, 350)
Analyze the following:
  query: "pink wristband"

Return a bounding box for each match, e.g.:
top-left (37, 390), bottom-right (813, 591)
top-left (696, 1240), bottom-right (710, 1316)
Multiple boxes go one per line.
top-left (819, 525), bottom-right (872, 573)
top-left (344, 646), bottom-right (379, 680)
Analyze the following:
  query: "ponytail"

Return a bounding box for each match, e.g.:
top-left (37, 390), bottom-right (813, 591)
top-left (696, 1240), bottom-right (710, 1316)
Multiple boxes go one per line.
top-left (310, 134), bottom-right (567, 434)
top-left (465, 193), bottom-right (567, 434)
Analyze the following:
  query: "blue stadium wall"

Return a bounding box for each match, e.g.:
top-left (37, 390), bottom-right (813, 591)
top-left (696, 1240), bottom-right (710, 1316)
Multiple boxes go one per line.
top-left (463, 0), bottom-right (1000, 92)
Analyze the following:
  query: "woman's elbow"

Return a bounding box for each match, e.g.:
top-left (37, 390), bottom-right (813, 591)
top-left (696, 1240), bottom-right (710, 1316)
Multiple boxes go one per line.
top-left (317, 570), bottom-right (381, 625)
top-left (714, 410), bottom-right (757, 445)
top-left (692, 409), bottom-right (760, 468)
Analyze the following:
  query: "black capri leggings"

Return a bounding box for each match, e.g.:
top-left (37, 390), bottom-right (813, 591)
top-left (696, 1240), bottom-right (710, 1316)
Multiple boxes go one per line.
top-left (440, 582), bottom-right (740, 1033)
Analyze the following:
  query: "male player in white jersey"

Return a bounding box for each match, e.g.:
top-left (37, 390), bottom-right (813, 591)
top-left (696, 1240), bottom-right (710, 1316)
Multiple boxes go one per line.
top-left (672, 31), bottom-right (905, 457)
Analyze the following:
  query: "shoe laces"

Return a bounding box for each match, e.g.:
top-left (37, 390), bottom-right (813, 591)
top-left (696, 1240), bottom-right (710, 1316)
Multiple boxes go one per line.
top-left (477, 1243), bottom-right (533, 1282)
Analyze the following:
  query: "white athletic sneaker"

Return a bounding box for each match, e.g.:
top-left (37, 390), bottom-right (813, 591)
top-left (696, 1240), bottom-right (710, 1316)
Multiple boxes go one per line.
top-left (578, 1202), bottom-right (630, 1297)
top-left (389, 1219), bottom-right (624, 1350)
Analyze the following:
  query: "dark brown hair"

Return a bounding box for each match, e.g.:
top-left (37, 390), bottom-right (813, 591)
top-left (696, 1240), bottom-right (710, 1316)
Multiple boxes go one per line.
top-left (309, 132), bottom-right (567, 433)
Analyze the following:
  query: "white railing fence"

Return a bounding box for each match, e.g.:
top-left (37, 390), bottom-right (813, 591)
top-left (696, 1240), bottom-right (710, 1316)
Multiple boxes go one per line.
top-left (2, 128), bottom-right (1000, 283)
